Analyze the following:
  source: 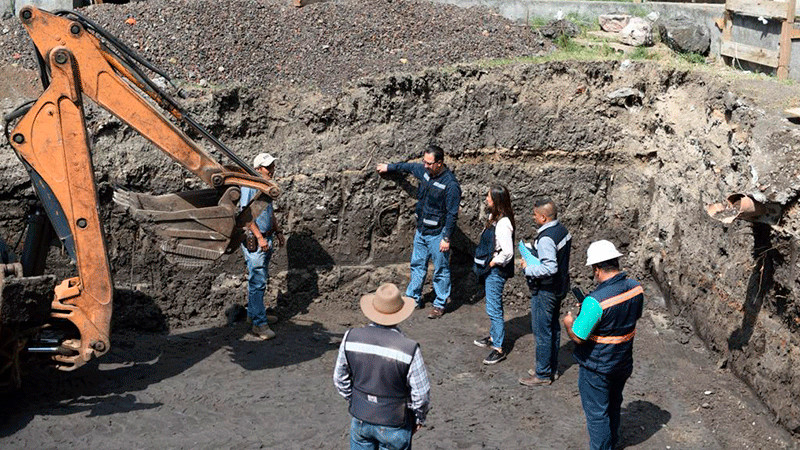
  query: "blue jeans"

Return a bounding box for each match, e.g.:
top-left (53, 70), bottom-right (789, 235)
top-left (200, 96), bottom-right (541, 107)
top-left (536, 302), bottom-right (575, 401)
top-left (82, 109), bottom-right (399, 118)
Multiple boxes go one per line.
top-left (531, 289), bottom-right (561, 379)
top-left (484, 268), bottom-right (507, 349)
top-left (406, 230), bottom-right (450, 309)
top-left (242, 243), bottom-right (272, 327)
top-left (350, 417), bottom-right (413, 450)
top-left (578, 365), bottom-right (632, 450)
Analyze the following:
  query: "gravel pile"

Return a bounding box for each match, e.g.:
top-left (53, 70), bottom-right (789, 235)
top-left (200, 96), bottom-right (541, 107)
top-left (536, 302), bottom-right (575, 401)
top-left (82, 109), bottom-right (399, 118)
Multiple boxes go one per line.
top-left (0, 0), bottom-right (548, 93)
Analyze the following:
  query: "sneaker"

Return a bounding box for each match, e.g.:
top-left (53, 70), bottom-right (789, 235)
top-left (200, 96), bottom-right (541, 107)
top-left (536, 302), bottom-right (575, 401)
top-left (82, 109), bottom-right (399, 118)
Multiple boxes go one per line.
top-left (526, 368), bottom-right (559, 381)
top-left (251, 324), bottom-right (276, 340)
top-left (483, 349), bottom-right (506, 365)
top-left (427, 307), bottom-right (444, 319)
top-left (473, 336), bottom-right (492, 348)
top-left (518, 374), bottom-right (552, 386)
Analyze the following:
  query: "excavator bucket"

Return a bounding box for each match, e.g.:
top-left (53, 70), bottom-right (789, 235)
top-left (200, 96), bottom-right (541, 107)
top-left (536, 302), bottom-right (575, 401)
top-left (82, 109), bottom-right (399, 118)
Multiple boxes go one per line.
top-left (113, 187), bottom-right (243, 267)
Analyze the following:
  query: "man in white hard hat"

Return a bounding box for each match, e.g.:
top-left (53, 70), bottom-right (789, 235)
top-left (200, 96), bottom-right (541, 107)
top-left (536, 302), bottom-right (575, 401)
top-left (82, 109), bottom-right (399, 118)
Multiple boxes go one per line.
top-left (562, 240), bottom-right (644, 450)
top-left (240, 153), bottom-right (284, 340)
top-left (333, 283), bottom-right (430, 449)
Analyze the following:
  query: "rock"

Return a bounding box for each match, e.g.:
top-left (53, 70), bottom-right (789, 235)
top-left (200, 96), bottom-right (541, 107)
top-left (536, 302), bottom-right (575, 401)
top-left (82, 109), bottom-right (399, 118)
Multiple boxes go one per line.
top-left (657, 16), bottom-right (710, 55)
top-left (606, 87), bottom-right (643, 108)
top-left (598, 14), bottom-right (630, 33)
top-left (538, 19), bottom-right (580, 39)
top-left (620, 17), bottom-right (653, 47)
top-left (646, 12), bottom-right (660, 22)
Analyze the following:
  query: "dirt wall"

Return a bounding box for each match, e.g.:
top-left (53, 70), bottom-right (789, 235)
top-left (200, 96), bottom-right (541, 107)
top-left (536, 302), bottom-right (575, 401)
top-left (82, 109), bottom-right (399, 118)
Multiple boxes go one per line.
top-left (3, 60), bottom-right (800, 433)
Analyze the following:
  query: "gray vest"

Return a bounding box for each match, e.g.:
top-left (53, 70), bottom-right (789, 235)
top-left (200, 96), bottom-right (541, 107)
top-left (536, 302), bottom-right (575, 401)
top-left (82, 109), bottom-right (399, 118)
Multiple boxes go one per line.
top-left (344, 326), bottom-right (419, 427)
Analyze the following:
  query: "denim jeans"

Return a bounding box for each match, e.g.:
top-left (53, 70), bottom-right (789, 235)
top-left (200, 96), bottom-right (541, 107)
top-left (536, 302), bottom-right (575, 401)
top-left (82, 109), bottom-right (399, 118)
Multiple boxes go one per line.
top-left (350, 417), bottom-right (413, 450)
top-left (242, 243), bottom-right (272, 327)
top-left (484, 268), bottom-right (507, 350)
top-left (578, 365), bottom-right (632, 450)
top-left (531, 289), bottom-right (561, 379)
top-left (406, 230), bottom-right (450, 309)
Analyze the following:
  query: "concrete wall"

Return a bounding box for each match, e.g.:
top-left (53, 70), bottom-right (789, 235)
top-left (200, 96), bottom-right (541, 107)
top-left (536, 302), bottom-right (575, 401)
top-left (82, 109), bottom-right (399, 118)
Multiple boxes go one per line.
top-left (3, 0), bottom-right (79, 16)
top-left (430, 0), bottom-right (800, 81)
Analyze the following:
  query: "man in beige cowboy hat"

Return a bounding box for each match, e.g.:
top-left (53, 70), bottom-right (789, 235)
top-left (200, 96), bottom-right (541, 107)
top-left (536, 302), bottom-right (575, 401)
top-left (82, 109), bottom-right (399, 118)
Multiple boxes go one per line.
top-left (333, 283), bottom-right (431, 449)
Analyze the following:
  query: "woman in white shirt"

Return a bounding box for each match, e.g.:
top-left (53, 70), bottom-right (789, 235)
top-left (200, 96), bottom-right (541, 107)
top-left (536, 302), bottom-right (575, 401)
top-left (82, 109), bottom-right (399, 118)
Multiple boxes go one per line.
top-left (473, 185), bottom-right (516, 365)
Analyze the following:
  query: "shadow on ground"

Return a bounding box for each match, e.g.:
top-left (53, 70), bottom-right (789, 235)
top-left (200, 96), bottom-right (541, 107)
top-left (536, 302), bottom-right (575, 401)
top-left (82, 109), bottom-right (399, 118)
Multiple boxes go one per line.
top-left (619, 400), bottom-right (671, 448)
top-left (0, 318), bottom-right (339, 437)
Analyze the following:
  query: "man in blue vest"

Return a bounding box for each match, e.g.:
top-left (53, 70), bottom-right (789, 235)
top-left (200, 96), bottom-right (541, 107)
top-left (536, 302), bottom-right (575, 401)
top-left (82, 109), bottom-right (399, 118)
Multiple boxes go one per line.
top-left (563, 240), bottom-right (644, 450)
top-left (376, 144), bottom-right (461, 319)
top-left (240, 153), bottom-right (284, 340)
top-left (519, 198), bottom-right (572, 386)
top-left (333, 283), bottom-right (431, 449)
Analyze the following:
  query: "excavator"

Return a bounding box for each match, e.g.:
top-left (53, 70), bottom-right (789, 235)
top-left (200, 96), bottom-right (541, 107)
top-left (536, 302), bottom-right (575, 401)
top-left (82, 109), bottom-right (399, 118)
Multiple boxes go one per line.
top-left (0, 6), bottom-right (280, 388)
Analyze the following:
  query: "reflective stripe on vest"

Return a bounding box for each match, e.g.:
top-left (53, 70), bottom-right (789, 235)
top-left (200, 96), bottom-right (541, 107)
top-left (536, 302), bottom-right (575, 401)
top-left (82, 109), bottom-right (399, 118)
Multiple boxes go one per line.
top-left (599, 285), bottom-right (643, 310)
top-left (344, 341), bottom-right (414, 365)
top-left (588, 285), bottom-right (642, 344)
top-left (589, 328), bottom-right (636, 344)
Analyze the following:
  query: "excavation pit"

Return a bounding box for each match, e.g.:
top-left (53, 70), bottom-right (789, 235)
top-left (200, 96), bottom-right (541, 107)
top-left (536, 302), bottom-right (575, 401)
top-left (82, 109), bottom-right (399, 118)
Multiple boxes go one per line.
top-left (1, 0), bottom-right (800, 447)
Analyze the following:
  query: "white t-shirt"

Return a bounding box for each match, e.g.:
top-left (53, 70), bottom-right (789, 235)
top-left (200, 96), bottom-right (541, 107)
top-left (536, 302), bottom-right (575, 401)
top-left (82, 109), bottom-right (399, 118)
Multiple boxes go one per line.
top-left (491, 216), bottom-right (514, 266)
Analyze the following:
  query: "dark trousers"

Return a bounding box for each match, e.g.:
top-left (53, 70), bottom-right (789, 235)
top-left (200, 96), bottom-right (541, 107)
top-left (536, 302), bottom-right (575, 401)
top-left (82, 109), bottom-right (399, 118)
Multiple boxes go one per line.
top-left (578, 365), bottom-right (633, 450)
top-left (531, 289), bottom-right (561, 378)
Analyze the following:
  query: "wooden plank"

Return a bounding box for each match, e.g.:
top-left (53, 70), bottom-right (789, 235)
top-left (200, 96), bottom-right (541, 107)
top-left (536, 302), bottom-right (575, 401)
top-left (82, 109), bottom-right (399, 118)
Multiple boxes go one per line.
top-left (726, 0), bottom-right (791, 20)
top-left (778, 0), bottom-right (795, 78)
top-left (720, 39), bottom-right (780, 67)
top-left (723, 11), bottom-right (733, 41)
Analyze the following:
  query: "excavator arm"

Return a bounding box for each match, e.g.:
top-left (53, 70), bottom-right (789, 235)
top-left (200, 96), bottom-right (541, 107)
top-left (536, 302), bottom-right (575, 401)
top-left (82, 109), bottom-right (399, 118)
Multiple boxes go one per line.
top-left (4, 6), bottom-right (279, 371)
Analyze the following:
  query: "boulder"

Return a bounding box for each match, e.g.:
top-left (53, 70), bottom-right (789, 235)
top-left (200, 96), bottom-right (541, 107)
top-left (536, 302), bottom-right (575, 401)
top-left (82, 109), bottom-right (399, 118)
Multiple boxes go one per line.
top-left (620, 17), bottom-right (653, 47)
top-left (538, 19), bottom-right (580, 39)
top-left (657, 16), bottom-right (711, 55)
top-left (599, 14), bottom-right (631, 33)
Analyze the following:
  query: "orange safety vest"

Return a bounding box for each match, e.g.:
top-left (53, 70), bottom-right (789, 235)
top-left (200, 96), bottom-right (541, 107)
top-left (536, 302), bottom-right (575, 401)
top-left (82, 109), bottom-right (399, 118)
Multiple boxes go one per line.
top-left (587, 285), bottom-right (643, 344)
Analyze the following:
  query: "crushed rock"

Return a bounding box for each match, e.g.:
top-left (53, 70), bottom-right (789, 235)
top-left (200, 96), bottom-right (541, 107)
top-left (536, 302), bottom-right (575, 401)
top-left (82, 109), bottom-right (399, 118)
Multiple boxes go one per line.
top-left (0, 0), bottom-right (549, 94)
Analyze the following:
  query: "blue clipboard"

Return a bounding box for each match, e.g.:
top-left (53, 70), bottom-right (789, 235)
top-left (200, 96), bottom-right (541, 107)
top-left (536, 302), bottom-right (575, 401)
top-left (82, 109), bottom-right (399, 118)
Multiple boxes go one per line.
top-left (518, 240), bottom-right (541, 266)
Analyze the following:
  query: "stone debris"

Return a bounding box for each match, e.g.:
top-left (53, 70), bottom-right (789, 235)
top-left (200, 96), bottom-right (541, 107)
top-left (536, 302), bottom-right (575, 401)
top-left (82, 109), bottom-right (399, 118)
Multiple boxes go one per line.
top-left (598, 14), bottom-right (630, 33)
top-left (657, 16), bottom-right (711, 55)
top-left (619, 17), bottom-right (653, 47)
top-left (0, 0), bottom-right (548, 94)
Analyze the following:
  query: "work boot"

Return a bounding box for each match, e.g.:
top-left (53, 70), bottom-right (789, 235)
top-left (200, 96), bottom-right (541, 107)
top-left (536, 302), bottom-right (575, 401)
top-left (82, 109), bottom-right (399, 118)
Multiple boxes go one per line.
top-left (247, 315), bottom-right (278, 325)
top-left (251, 324), bottom-right (276, 340)
top-left (519, 374), bottom-right (552, 386)
top-left (527, 368), bottom-right (559, 382)
top-left (427, 307), bottom-right (444, 319)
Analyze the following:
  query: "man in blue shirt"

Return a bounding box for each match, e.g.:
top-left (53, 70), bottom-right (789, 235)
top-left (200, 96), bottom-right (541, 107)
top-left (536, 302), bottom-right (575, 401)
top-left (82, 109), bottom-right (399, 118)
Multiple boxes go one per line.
top-left (240, 153), bottom-right (284, 340)
top-left (563, 240), bottom-right (644, 450)
top-left (376, 144), bottom-right (462, 319)
top-left (518, 199), bottom-right (571, 386)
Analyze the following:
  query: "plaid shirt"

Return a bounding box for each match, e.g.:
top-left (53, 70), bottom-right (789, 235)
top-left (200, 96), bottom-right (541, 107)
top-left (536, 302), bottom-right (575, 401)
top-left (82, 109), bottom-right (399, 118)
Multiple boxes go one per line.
top-left (333, 324), bottom-right (431, 425)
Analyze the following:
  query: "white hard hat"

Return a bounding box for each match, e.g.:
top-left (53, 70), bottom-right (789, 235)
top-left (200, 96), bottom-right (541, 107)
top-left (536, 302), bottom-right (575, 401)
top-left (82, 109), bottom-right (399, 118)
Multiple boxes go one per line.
top-left (253, 153), bottom-right (276, 169)
top-left (585, 240), bottom-right (623, 266)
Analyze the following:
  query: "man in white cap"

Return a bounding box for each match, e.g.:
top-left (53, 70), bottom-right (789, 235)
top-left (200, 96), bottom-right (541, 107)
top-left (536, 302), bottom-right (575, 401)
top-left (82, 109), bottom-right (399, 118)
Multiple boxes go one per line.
top-left (562, 240), bottom-right (644, 450)
top-left (333, 283), bottom-right (430, 449)
top-left (240, 153), bottom-right (284, 340)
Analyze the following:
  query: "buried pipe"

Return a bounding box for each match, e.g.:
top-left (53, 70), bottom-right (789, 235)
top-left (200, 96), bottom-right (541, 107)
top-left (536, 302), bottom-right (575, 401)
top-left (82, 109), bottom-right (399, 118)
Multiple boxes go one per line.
top-left (706, 193), bottom-right (782, 225)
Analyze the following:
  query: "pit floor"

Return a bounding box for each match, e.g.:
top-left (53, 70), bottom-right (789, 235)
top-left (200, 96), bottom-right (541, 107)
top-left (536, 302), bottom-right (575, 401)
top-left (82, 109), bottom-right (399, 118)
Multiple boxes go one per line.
top-left (0, 283), bottom-right (796, 449)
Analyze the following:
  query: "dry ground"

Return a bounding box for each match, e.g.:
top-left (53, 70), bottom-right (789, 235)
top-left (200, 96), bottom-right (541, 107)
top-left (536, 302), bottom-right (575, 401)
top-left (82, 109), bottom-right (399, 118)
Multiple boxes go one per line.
top-left (1, 279), bottom-right (795, 448)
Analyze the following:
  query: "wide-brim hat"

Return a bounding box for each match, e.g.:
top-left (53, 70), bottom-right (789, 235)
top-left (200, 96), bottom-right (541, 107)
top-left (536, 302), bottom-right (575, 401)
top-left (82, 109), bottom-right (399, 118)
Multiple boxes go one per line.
top-left (360, 283), bottom-right (416, 326)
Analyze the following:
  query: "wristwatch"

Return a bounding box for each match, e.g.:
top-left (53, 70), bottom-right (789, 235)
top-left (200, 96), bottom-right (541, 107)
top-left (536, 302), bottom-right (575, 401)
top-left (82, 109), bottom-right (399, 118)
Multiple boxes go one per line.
top-left (441, 237), bottom-right (450, 243)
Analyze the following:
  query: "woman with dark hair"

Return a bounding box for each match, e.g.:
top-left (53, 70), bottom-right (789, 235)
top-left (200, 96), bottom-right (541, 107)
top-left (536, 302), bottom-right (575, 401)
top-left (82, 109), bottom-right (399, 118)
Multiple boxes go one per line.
top-left (473, 185), bottom-right (515, 364)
